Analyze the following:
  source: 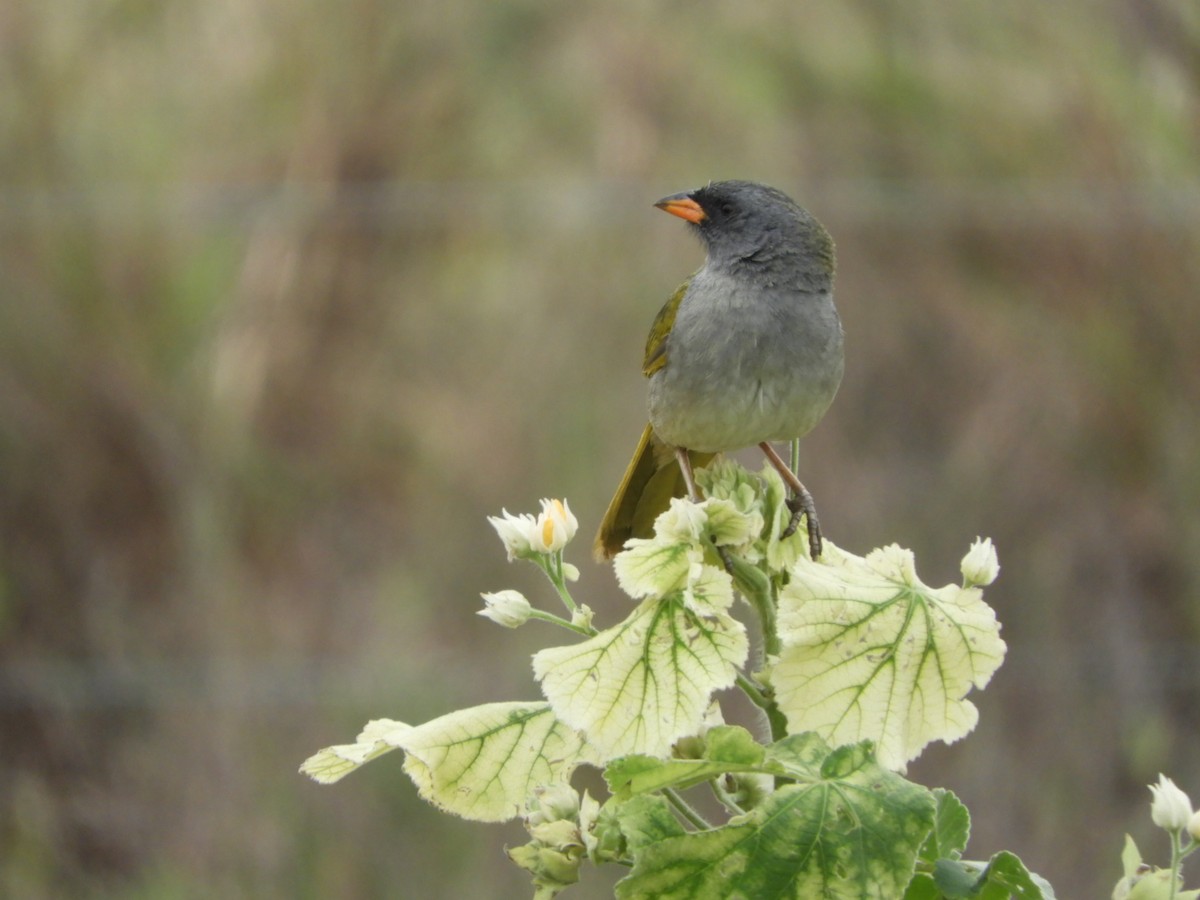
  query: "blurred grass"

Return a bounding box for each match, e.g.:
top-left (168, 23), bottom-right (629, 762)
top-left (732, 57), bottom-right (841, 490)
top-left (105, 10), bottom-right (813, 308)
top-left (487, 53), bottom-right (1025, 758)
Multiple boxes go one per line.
top-left (2, 0), bottom-right (1200, 896)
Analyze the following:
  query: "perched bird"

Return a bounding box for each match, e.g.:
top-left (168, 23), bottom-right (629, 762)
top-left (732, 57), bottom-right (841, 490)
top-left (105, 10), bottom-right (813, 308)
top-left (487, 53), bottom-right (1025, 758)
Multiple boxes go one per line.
top-left (594, 180), bottom-right (844, 562)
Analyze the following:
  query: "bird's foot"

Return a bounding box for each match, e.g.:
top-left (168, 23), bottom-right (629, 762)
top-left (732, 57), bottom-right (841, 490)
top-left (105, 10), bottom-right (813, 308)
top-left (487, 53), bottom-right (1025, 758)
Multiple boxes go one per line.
top-left (783, 491), bottom-right (823, 560)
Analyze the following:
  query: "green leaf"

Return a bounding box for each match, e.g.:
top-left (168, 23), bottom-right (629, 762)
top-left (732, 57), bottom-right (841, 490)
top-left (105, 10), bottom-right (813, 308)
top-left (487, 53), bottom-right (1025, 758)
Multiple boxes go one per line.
top-left (609, 794), bottom-right (687, 853)
top-left (935, 852), bottom-right (1055, 899)
top-left (920, 788), bottom-right (971, 862)
top-left (396, 701), bottom-right (593, 822)
top-left (903, 873), bottom-right (943, 900)
top-left (605, 726), bottom-right (767, 799)
top-left (933, 858), bottom-right (986, 897)
top-left (769, 541), bottom-right (1006, 770)
top-left (980, 853), bottom-right (1055, 898)
top-left (534, 592), bottom-right (748, 760)
top-left (614, 735), bottom-right (936, 899)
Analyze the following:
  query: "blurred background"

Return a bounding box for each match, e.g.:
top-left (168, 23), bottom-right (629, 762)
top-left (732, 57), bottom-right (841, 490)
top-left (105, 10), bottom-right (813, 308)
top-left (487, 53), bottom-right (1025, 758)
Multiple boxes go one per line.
top-left (2, 0), bottom-right (1199, 896)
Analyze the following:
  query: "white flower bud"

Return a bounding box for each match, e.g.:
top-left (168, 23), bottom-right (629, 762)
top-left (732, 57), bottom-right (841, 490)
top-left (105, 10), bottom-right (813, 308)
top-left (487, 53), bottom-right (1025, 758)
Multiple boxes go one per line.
top-left (1189, 808), bottom-right (1200, 843)
top-left (478, 590), bottom-right (532, 628)
top-left (533, 499), bottom-right (578, 553)
top-left (1149, 774), bottom-right (1193, 832)
top-left (960, 537), bottom-right (1000, 587)
top-left (488, 509), bottom-right (538, 560)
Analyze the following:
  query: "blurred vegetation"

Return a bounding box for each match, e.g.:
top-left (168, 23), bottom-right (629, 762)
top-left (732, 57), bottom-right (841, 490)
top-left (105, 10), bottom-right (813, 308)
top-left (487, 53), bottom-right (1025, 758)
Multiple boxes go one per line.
top-left (2, 0), bottom-right (1199, 896)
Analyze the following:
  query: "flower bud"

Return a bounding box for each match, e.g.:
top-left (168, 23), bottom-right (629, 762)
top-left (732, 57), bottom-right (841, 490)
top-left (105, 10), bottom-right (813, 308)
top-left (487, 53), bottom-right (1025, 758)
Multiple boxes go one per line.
top-left (1149, 774), bottom-right (1193, 832)
top-left (478, 590), bottom-right (532, 628)
top-left (533, 498), bottom-right (578, 553)
top-left (527, 782), bottom-right (580, 826)
top-left (488, 509), bottom-right (538, 560)
top-left (1189, 809), bottom-right (1200, 843)
top-left (960, 537), bottom-right (1000, 587)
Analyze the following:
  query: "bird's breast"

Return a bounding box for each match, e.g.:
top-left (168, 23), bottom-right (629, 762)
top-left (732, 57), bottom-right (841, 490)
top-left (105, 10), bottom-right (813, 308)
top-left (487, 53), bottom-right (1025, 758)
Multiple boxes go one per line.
top-left (646, 278), bottom-right (843, 453)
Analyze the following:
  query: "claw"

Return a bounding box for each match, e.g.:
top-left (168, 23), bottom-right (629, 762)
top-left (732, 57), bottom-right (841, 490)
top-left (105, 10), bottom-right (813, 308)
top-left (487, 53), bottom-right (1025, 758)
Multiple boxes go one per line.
top-left (783, 493), bottom-right (823, 560)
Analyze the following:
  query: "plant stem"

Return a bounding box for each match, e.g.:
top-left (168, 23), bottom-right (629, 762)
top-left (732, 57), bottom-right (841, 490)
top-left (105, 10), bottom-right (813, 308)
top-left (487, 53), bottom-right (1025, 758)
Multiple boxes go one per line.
top-left (729, 555), bottom-right (789, 742)
top-left (735, 672), bottom-right (769, 708)
top-left (735, 673), bottom-right (789, 743)
top-left (543, 552), bottom-right (578, 614)
top-left (528, 609), bottom-right (595, 636)
top-left (664, 788), bottom-right (711, 830)
top-left (1169, 830), bottom-right (1182, 900)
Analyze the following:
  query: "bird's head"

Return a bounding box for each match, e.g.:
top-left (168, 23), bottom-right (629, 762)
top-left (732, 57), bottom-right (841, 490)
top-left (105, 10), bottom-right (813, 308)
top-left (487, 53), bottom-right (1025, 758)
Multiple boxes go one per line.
top-left (655, 180), bottom-right (834, 286)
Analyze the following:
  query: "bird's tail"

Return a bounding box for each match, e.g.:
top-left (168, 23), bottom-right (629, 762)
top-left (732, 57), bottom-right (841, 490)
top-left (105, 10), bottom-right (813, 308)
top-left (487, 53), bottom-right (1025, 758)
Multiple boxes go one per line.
top-left (593, 424), bottom-right (715, 561)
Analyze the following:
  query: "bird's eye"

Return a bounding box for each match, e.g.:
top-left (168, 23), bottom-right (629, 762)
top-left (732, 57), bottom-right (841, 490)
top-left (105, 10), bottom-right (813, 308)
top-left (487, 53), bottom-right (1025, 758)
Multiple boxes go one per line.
top-left (720, 202), bottom-right (734, 216)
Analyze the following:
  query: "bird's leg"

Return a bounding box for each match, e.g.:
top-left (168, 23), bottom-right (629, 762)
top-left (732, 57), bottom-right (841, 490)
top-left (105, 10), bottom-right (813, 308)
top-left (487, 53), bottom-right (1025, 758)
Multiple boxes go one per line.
top-left (676, 446), bottom-right (736, 574)
top-left (758, 442), bottom-right (823, 560)
top-left (674, 447), bottom-right (702, 501)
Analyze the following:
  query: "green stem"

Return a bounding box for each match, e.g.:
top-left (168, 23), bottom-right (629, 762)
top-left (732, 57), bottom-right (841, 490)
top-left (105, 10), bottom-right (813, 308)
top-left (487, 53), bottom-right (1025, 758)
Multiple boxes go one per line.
top-left (528, 609), bottom-right (595, 636)
top-left (789, 437), bottom-right (800, 482)
top-left (540, 552), bottom-right (578, 614)
top-left (736, 673), bottom-right (789, 743)
top-left (711, 779), bottom-right (746, 817)
top-left (728, 552), bottom-right (788, 743)
top-left (664, 788), bottom-right (711, 830)
top-left (735, 672), bottom-right (769, 708)
top-left (1168, 829), bottom-right (1191, 900)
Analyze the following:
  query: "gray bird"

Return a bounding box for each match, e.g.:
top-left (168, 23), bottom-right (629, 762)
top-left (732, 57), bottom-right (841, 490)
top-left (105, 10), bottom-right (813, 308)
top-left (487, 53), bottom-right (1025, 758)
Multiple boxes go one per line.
top-left (594, 180), bottom-right (844, 562)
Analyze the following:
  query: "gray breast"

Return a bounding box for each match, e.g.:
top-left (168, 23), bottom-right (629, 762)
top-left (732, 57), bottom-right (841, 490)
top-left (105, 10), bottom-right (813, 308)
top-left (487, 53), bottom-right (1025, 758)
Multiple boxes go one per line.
top-left (647, 273), bottom-right (843, 453)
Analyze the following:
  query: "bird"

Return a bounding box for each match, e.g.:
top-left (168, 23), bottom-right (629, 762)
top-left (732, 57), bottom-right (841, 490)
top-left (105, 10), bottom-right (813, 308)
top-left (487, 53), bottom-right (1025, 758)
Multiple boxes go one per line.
top-left (594, 180), bottom-right (844, 562)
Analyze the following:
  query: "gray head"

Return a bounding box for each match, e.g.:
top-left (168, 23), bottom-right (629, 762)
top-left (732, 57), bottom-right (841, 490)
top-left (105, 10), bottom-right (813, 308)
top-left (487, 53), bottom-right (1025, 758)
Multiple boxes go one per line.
top-left (655, 180), bottom-right (835, 288)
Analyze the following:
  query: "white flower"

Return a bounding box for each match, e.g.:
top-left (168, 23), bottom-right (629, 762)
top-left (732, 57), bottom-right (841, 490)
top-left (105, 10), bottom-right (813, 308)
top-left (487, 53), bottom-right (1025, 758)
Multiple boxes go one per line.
top-left (532, 498), bottom-right (578, 553)
top-left (488, 509), bottom-right (539, 560)
top-left (1149, 774), bottom-right (1193, 832)
top-left (478, 590), bottom-right (532, 628)
top-left (1190, 809), bottom-right (1200, 843)
top-left (961, 537), bottom-right (1000, 587)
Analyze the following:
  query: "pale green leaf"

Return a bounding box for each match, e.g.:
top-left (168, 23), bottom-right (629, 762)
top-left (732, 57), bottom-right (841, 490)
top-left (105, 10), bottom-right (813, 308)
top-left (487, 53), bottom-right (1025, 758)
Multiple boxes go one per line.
top-left (614, 733), bottom-right (935, 899)
top-left (534, 594), bottom-right (748, 760)
top-left (701, 496), bottom-right (763, 550)
top-left (679, 562), bottom-right (735, 614)
top-left (759, 463), bottom-right (807, 570)
top-left (769, 541), bottom-right (1007, 770)
top-left (299, 718), bottom-right (412, 784)
top-left (394, 701), bottom-right (593, 822)
top-left (1126, 868), bottom-right (1197, 900)
top-left (1120, 834), bottom-right (1143, 879)
top-left (613, 533), bottom-right (702, 599)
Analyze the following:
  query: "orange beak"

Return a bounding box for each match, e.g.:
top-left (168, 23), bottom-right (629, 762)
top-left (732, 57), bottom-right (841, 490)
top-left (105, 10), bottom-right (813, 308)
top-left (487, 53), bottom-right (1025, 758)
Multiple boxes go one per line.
top-left (654, 193), bottom-right (706, 224)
